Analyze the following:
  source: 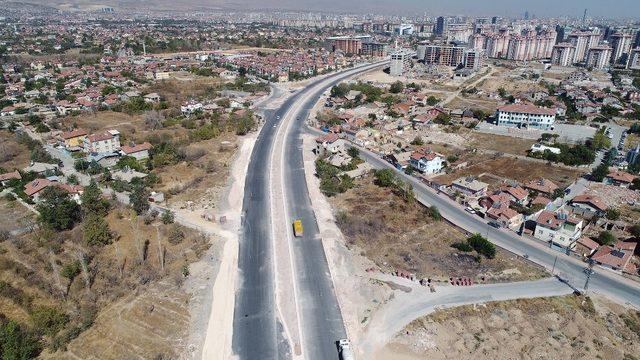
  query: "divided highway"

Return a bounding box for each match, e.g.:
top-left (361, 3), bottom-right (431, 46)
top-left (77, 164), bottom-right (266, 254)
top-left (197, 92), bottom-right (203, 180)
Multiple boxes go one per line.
top-left (232, 62), bottom-right (386, 360)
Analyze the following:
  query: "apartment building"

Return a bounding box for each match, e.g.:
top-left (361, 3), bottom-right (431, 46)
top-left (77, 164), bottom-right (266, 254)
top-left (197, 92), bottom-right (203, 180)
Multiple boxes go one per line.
top-left (496, 103), bottom-right (556, 130)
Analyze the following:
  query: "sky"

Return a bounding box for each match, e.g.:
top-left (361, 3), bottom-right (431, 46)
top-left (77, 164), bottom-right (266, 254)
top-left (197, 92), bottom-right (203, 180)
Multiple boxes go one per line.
top-left (229, 0), bottom-right (640, 19)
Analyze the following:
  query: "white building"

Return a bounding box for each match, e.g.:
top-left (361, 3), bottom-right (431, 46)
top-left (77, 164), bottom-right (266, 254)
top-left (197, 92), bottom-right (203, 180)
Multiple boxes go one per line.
top-left (83, 130), bottom-right (121, 154)
top-left (610, 32), bottom-right (633, 66)
top-left (389, 49), bottom-right (415, 76)
top-left (496, 103), bottom-right (556, 130)
top-left (409, 150), bottom-right (444, 174)
top-left (534, 211), bottom-right (584, 250)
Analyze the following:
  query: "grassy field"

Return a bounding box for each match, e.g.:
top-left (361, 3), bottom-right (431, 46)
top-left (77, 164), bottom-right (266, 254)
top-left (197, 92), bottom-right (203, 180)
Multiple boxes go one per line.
top-left (329, 175), bottom-right (546, 283)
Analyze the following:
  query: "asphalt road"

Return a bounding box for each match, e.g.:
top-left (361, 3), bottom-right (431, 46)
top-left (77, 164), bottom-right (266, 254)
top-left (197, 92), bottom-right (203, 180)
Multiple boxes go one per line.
top-left (355, 147), bottom-right (640, 309)
top-left (232, 62), bottom-right (386, 360)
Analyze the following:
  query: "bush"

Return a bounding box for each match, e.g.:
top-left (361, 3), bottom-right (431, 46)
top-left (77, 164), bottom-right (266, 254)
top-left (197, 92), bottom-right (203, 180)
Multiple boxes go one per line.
top-left (30, 306), bottom-right (68, 337)
top-left (161, 211), bottom-right (175, 224)
top-left (427, 206), bottom-right (441, 221)
top-left (466, 233), bottom-right (496, 259)
top-left (0, 320), bottom-right (41, 358)
top-left (168, 225), bottom-right (185, 244)
top-left (451, 242), bottom-right (473, 252)
top-left (130, 185), bottom-right (150, 215)
top-left (596, 231), bottom-right (616, 246)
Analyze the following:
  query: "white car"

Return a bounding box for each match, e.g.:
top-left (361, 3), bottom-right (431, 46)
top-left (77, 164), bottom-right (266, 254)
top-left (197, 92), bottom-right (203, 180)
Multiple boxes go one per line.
top-left (465, 207), bottom-right (476, 214)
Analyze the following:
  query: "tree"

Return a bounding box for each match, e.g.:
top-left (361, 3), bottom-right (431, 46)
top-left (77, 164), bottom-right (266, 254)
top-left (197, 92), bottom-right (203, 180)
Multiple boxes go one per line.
top-left (37, 187), bottom-right (81, 231)
top-left (389, 81), bottom-right (404, 94)
top-left (596, 231), bottom-right (616, 246)
top-left (467, 233), bottom-right (496, 259)
top-left (433, 113), bottom-right (451, 125)
top-left (374, 169), bottom-right (397, 188)
top-left (161, 210), bottom-right (175, 224)
top-left (411, 136), bottom-right (424, 146)
top-left (330, 83), bottom-right (349, 98)
top-left (605, 208), bottom-right (620, 221)
top-left (591, 163), bottom-right (609, 182)
top-left (347, 147), bottom-right (359, 158)
top-left (60, 260), bottom-right (81, 282)
top-left (116, 155), bottom-right (144, 172)
top-left (0, 320), bottom-right (41, 359)
top-left (130, 185), bottom-right (150, 214)
top-left (590, 131), bottom-right (611, 150)
top-left (81, 180), bottom-right (110, 217)
top-left (83, 213), bottom-right (112, 246)
top-left (426, 96), bottom-right (439, 106)
top-left (629, 224), bottom-right (640, 238)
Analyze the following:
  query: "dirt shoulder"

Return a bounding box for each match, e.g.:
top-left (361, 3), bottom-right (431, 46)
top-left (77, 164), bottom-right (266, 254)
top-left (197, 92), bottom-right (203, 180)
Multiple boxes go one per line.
top-left (379, 294), bottom-right (640, 360)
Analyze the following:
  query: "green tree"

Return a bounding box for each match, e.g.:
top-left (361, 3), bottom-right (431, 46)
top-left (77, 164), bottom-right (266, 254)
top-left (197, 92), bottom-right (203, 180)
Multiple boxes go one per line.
top-left (60, 260), bottom-right (81, 282)
top-left (129, 186), bottom-right (150, 214)
top-left (605, 208), bottom-right (620, 221)
top-left (0, 320), bottom-right (41, 359)
top-left (389, 81), bottom-right (404, 94)
top-left (81, 181), bottom-right (110, 217)
top-left (591, 163), bottom-right (609, 182)
top-left (37, 187), bottom-right (81, 231)
top-left (347, 147), bottom-right (360, 159)
top-left (374, 169), bottom-right (397, 188)
top-left (428, 206), bottom-right (441, 221)
top-left (426, 96), bottom-right (439, 106)
top-left (30, 306), bottom-right (68, 337)
top-left (161, 211), bottom-right (175, 224)
top-left (629, 224), bottom-right (640, 238)
top-left (590, 131), bottom-right (611, 150)
top-left (116, 156), bottom-right (144, 171)
top-left (467, 233), bottom-right (496, 259)
top-left (411, 136), bottom-right (424, 146)
top-left (83, 213), bottom-right (112, 246)
top-left (596, 231), bottom-right (616, 246)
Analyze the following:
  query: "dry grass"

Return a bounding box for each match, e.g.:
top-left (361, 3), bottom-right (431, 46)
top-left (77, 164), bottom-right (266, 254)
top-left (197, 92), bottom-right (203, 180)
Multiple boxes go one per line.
top-left (625, 133), bottom-right (640, 150)
top-left (0, 130), bottom-right (31, 171)
top-left (434, 154), bottom-right (584, 189)
top-left (468, 132), bottom-right (537, 156)
top-left (329, 176), bottom-right (545, 283)
top-left (0, 198), bottom-right (36, 233)
top-left (392, 295), bottom-right (640, 360)
top-left (0, 203), bottom-right (210, 356)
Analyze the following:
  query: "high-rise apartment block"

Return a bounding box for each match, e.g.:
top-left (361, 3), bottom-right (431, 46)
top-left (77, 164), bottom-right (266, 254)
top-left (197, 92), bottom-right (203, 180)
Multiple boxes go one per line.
top-left (470, 28), bottom-right (555, 61)
top-left (586, 46), bottom-right (613, 70)
top-left (551, 43), bottom-right (577, 67)
top-left (390, 49), bottom-right (415, 76)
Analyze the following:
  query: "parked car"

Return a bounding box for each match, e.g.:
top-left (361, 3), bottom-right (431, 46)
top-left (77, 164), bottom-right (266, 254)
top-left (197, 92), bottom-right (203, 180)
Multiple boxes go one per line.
top-left (488, 221), bottom-right (501, 229)
top-left (465, 207), bottom-right (476, 214)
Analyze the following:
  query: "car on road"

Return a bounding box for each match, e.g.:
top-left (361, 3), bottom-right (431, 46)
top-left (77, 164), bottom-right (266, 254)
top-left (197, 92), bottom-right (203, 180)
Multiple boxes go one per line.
top-left (583, 267), bottom-right (595, 275)
top-left (465, 207), bottom-right (476, 214)
top-left (488, 221), bottom-right (501, 229)
top-left (293, 219), bottom-right (304, 237)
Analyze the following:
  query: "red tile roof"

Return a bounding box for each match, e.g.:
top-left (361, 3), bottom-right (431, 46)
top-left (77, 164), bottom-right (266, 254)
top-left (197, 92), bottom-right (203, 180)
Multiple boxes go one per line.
top-left (577, 237), bottom-right (600, 251)
top-left (61, 128), bottom-right (88, 140)
top-left (497, 103), bottom-right (556, 116)
top-left (525, 178), bottom-right (559, 194)
top-left (121, 142), bottom-right (152, 154)
top-left (607, 171), bottom-right (636, 184)
top-left (0, 170), bottom-right (21, 182)
top-left (592, 241), bottom-right (637, 272)
top-left (24, 178), bottom-right (53, 196)
top-left (500, 185), bottom-right (529, 201)
top-left (315, 132), bottom-right (339, 144)
top-left (571, 194), bottom-right (608, 212)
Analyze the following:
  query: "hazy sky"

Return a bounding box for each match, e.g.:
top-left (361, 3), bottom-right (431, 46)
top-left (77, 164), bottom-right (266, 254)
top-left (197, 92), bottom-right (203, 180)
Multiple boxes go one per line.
top-left (230, 0), bottom-right (640, 18)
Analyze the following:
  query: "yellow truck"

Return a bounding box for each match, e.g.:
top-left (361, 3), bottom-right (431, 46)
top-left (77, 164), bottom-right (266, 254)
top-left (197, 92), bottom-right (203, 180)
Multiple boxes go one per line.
top-left (293, 219), bottom-right (304, 237)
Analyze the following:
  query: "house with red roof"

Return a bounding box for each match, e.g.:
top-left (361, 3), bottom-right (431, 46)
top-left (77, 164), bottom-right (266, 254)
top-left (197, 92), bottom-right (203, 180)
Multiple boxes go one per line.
top-left (496, 102), bottom-right (557, 130)
top-left (606, 170), bottom-right (636, 187)
top-left (592, 241), bottom-right (637, 274)
top-left (570, 194), bottom-right (608, 217)
top-left (315, 132), bottom-right (343, 155)
top-left (498, 185), bottom-right (529, 205)
top-left (83, 130), bottom-right (121, 154)
top-left (0, 170), bottom-right (21, 186)
top-left (534, 211), bottom-right (584, 250)
top-left (486, 201), bottom-right (523, 230)
top-left (525, 178), bottom-right (559, 196)
top-left (24, 178), bottom-right (84, 203)
top-left (121, 142), bottom-right (153, 160)
top-left (408, 148), bottom-right (444, 174)
top-left (61, 128), bottom-right (88, 148)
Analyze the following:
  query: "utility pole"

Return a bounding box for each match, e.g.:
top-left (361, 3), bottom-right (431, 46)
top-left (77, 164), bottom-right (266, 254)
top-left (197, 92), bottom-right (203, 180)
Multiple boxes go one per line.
top-left (551, 255), bottom-right (558, 274)
top-left (583, 258), bottom-right (595, 295)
